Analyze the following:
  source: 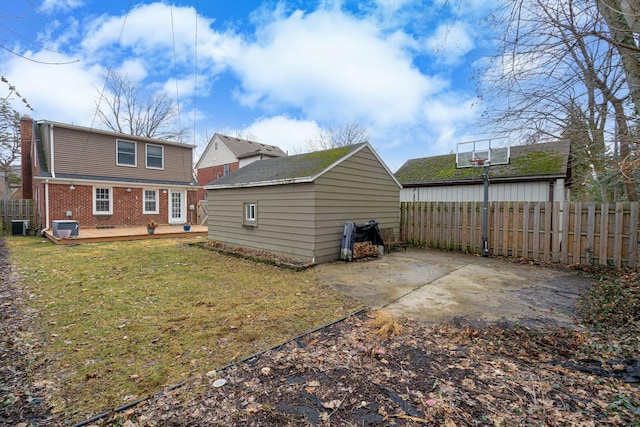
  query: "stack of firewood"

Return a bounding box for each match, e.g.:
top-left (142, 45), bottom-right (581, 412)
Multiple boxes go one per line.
top-left (353, 241), bottom-right (379, 259)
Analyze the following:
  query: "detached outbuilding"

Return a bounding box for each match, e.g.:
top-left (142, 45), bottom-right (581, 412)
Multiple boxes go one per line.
top-left (205, 142), bottom-right (401, 264)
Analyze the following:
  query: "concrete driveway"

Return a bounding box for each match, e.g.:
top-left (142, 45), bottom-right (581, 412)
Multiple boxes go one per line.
top-left (315, 247), bottom-right (593, 329)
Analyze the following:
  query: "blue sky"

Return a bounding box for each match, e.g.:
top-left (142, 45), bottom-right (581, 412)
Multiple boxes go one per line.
top-left (1, 0), bottom-right (496, 171)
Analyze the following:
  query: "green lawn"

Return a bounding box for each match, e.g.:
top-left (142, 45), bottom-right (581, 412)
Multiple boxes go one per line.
top-left (8, 236), bottom-right (360, 422)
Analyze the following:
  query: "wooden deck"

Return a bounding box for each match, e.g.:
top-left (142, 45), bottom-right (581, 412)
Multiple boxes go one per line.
top-left (44, 225), bottom-right (208, 245)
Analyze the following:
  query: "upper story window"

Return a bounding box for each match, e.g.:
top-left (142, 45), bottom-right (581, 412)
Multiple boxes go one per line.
top-left (117, 140), bottom-right (136, 167)
top-left (146, 144), bottom-right (164, 169)
top-left (224, 164), bottom-right (230, 175)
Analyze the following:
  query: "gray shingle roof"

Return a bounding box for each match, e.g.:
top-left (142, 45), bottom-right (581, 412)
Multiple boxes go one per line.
top-left (205, 143), bottom-right (367, 188)
top-left (395, 141), bottom-right (570, 185)
top-left (216, 134), bottom-right (287, 158)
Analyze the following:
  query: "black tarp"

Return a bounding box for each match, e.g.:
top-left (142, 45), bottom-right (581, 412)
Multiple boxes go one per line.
top-left (339, 220), bottom-right (384, 261)
top-left (355, 220), bottom-right (384, 247)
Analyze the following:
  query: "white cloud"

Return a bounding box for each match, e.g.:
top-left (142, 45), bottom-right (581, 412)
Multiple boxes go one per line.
top-left (116, 59), bottom-right (147, 81)
top-left (5, 51), bottom-right (103, 124)
top-left (40, 0), bottom-right (84, 13)
top-left (230, 8), bottom-right (444, 126)
top-left (426, 21), bottom-right (475, 65)
top-left (243, 116), bottom-right (322, 155)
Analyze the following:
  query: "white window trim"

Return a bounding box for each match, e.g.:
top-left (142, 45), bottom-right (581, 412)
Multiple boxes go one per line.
top-left (116, 139), bottom-right (137, 167)
top-left (243, 202), bottom-right (257, 227)
top-left (245, 203), bottom-right (256, 221)
top-left (93, 186), bottom-right (113, 215)
top-left (143, 189), bottom-right (159, 214)
top-left (145, 143), bottom-right (164, 170)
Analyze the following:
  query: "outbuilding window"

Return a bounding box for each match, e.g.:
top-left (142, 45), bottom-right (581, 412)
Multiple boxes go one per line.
top-left (243, 202), bottom-right (257, 227)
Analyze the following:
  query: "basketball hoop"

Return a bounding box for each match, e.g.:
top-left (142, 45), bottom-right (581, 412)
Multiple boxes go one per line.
top-left (470, 158), bottom-right (487, 166)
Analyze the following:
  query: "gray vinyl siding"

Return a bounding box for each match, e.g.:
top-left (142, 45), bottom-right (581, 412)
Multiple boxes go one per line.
top-left (208, 183), bottom-right (317, 262)
top-left (51, 126), bottom-right (193, 182)
top-left (313, 146), bottom-right (400, 263)
top-left (207, 144), bottom-right (400, 264)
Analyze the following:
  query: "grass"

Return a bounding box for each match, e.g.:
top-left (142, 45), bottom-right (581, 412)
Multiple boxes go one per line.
top-left (8, 236), bottom-right (361, 423)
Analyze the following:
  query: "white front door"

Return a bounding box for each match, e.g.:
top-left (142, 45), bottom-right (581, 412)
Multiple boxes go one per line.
top-left (168, 190), bottom-right (186, 224)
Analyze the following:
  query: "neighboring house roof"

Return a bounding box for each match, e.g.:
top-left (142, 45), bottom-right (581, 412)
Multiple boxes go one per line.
top-left (205, 142), bottom-right (401, 189)
top-left (395, 141), bottom-right (570, 187)
top-left (196, 133), bottom-right (287, 169)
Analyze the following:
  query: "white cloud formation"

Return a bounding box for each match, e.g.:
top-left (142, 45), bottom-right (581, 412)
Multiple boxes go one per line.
top-left (230, 8), bottom-right (444, 126)
top-left (40, 0), bottom-right (84, 13)
top-left (426, 21), bottom-right (475, 65)
top-left (116, 59), bottom-right (147, 81)
top-left (243, 116), bottom-right (322, 155)
top-left (5, 50), bottom-right (102, 124)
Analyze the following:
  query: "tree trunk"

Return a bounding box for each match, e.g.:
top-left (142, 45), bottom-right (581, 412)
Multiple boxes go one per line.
top-left (598, 0), bottom-right (640, 114)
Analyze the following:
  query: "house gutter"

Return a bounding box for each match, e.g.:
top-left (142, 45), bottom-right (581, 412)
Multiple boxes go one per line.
top-left (205, 176), bottom-right (314, 190)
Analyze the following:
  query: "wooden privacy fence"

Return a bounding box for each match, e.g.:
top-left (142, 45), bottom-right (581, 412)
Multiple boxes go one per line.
top-left (400, 201), bottom-right (640, 269)
top-left (0, 199), bottom-right (37, 233)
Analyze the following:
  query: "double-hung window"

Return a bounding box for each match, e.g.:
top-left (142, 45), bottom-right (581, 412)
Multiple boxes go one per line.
top-left (93, 187), bottom-right (112, 215)
top-left (146, 144), bottom-right (164, 169)
top-left (144, 189), bottom-right (159, 214)
top-left (117, 140), bottom-right (136, 166)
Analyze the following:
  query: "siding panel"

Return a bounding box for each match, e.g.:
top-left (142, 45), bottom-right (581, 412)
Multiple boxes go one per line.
top-left (314, 147), bottom-right (400, 263)
top-left (52, 126), bottom-right (193, 183)
top-left (207, 184), bottom-right (316, 261)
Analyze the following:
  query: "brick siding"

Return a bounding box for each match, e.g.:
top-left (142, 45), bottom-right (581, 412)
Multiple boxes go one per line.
top-left (48, 183), bottom-right (197, 227)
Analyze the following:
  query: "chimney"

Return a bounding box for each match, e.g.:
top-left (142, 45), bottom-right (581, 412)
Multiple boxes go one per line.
top-left (20, 115), bottom-right (33, 200)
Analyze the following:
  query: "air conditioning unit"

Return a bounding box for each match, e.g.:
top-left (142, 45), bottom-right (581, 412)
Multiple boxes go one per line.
top-left (52, 220), bottom-right (79, 238)
top-left (11, 220), bottom-right (30, 236)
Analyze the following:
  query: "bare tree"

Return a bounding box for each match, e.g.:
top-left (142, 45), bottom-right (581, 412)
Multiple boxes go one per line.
top-left (480, 0), bottom-right (638, 200)
top-left (597, 0), bottom-right (640, 114)
top-left (96, 72), bottom-right (185, 141)
top-left (307, 121), bottom-right (370, 151)
top-left (0, 98), bottom-right (21, 200)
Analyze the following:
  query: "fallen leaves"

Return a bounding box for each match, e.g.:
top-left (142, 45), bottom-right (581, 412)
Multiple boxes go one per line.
top-left (91, 312), bottom-right (639, 426)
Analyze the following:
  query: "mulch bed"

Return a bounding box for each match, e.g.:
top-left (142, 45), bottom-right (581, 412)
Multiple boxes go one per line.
top-left (94, 314), bottom-right (638, 426)
top-left (0, 239), bottom-right (54, 426)
top-left (1, 238), bottom-right (638, 426)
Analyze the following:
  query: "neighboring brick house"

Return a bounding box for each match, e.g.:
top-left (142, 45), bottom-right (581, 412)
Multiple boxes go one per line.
top-left (20, 116), bottom-right (199, 231)
top-left (195, 133), bottom-right (286, 201)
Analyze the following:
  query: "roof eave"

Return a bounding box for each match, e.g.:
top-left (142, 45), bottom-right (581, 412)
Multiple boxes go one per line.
top-left (205, 176), bottom-right (315, 190)
top-left (400, 173), bottom-right (567, 187)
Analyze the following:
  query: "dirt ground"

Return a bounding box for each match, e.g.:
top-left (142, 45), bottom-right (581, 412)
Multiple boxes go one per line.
top-left (315, 247), bottom-right (592, 329)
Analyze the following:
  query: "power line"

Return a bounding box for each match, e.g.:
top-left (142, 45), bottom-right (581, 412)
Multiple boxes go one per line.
top-left (0, 44), bottom-right (79, 64)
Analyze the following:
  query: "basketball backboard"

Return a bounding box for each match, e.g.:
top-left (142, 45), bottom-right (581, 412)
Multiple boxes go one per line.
top-left (456, 139), bottom-right (510, 168)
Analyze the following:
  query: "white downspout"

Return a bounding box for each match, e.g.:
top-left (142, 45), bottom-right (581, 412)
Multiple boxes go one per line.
top-left (49, 124), bottom-right (55, 178)
top-left (41, 180), bottom-right (50, 235)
